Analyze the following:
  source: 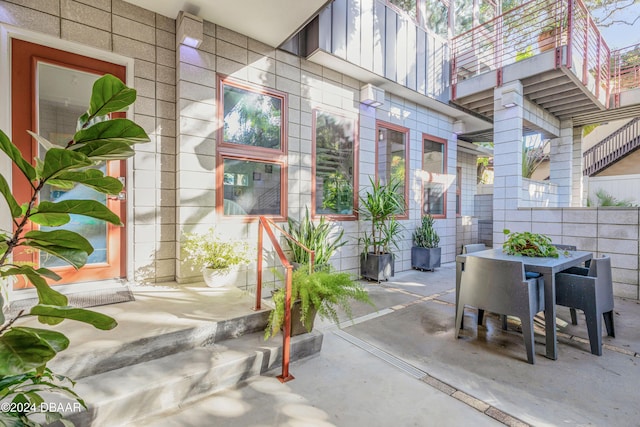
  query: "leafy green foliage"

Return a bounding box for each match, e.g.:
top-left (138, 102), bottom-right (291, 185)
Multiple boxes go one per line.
top-left (413, 215), bottom-right (440, 248)
top-left (357, 177), bottom-right (405, 254)
top-left (285, 208), bottom-right (346, 267)
top-left (182, 228), bottom-right (252, 270)
top-left (0, 74), bottom-right (149, 424)
top-left (265, 269), bottom-right (372, 339)
top-left (588, 189), bottom-right (636, 207)
top-left (502, 229), bottom-right (558, 258)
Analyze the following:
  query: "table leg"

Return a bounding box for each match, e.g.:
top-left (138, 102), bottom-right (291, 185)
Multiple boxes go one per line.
top-left (456, 260), bottom-right (463, 330)
top-left (544, 271), bottom-right (557, 360)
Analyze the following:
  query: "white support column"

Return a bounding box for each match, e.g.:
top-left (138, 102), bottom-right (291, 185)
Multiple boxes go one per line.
top-left (571, 126), bottom-right (585, 207)
top-left (492, 82), bottom-right (524, 245)
top-left (549, 120), bottom-right (573, 207)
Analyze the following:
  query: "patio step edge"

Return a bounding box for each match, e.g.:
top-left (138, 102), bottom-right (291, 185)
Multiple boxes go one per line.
top-left (50, 309), bottom-right (271, 379)
top-left (62, 330), bottom-right (323, 427)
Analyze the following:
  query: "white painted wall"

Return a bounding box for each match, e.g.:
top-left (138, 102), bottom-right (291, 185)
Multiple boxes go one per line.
top-left (587, 174), bottom-right (640, 206)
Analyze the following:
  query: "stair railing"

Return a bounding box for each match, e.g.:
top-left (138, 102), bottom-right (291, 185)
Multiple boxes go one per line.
top-left (254, 216), bottom-right (314, 383)
top-left (583, 118), bottom-right (640, 176)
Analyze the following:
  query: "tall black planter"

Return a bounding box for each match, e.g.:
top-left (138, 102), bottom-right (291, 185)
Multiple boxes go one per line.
top-left (411, 246), bottom-right (441, 271)
top-left (360, 253), bottom-right (394, 282)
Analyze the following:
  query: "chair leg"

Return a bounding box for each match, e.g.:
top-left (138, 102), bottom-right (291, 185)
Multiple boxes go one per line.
top-left (603, 311), bottom-right (616, 338)
top-left (477, 309), bottom-right (485, 326)
top-left (520, 315), bottom-right (536, 364)
top-left (570, 308), bottom-right (578, 325)
top-left (584, 310), bottom-right (603, 356)
top-left (455, 304), bottom-right (466, 338)
top-left (501, 315), bottom-right (508, 330)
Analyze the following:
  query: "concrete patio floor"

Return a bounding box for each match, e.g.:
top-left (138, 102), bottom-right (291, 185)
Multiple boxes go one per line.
top-left (138, 262), bottom-right (640, 427)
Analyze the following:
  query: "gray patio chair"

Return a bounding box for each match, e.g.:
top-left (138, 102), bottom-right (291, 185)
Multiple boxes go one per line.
top-left (555, 255), bottom-right (615, 356)
top-left (462, 243), bottom-right (487, 254)
top-left (461, 244), bottom-right (508, 329)
top-left (456, 257), bottom-right (545, 364)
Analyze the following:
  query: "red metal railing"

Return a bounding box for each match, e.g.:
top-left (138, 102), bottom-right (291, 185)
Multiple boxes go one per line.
top-left (611, 43), bottom-right (640, 107)
top-left (451, 0), bottom-right (610, 105)
top-left (254, 216), bottom-right (314, 383)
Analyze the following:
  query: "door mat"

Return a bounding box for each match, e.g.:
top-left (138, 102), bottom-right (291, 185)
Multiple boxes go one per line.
top-left (3, 287), bottom-right (135, 318)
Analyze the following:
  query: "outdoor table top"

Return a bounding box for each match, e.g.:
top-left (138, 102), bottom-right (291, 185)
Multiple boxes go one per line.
top-left (456, 248), bottom-right (594, 360)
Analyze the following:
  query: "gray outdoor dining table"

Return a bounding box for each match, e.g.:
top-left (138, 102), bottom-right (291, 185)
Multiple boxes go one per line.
top-left (456, 248), bottom-right (593, 360)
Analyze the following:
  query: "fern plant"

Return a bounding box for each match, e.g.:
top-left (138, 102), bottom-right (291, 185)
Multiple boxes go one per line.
top-left (264, 268), bottom-right (371, 339)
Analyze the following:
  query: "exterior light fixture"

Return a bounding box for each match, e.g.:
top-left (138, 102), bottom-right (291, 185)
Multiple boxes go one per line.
top-left (453, 120), bottom-right (466, 134)
top-left (501, 89), bottom-right (519, 108)
top-left (360, 84), bottom-right (385, 108)
top-left (177, 11), bottom-right (203, 48)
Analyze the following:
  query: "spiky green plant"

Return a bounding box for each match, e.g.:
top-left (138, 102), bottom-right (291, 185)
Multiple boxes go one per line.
top-left (285, 207), bottom-right (346, 267)
top-left (357, 176), bottom-right (405, 254)
top-left (413, 215), bottom-right (440, 248)
top-left (264, 268), bottom-right (371, 339)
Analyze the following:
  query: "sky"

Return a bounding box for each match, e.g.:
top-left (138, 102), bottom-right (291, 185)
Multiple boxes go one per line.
top-left (594, 4), bottom-right (640, 50)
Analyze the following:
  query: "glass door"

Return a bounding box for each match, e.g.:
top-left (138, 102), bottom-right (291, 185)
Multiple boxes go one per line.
top-left (11, 39), bottom-right (127, 285)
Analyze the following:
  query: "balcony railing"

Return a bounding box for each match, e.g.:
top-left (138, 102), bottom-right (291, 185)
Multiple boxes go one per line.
top-left (451, 0), bottom-right (610, 105)
top-left (611, 43), bottom-right (640, 107)
top-left (583, 118), bottom-right (640, 176)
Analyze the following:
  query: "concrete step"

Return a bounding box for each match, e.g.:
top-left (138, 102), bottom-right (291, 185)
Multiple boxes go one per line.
top-left (51, 309), bottom-right (271, 379)
top-left (64, 330), bottom-right (323, 427)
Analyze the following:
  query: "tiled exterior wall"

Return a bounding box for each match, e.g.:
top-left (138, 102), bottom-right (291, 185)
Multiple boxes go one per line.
top-left (503, 208), bottom-right (640, 300)
top-left (175, 18), bottom-right (459, 285)
top-left (1, 0), bottom-right (177, 283)
top-left (458, 151), bottom-right (476, 216)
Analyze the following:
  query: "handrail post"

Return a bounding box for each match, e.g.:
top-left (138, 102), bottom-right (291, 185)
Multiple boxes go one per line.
top-left (254, 218), bottom-right (264, 311)
top-left (277, 264), bottom-right (295, 383)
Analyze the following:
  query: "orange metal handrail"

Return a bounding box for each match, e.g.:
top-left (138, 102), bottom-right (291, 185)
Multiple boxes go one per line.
top-left (254, 216), bottom-right (314, 383)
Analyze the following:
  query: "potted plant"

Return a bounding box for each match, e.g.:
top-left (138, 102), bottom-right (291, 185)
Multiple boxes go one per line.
top-left (264, 268), bottom-right (371, 339)
top-left (502, 229), bottom-right (558, 258)
top-left (182, 228), bottom-right (252, 287)
top-left (411, 215), bottom-right (441, 271)
top-left (357, 177), bottom-right (405, 282)
top-left (285, 207), bottom-right (347, 271)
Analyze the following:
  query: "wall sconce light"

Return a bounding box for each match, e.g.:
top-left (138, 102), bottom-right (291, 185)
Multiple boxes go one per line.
top-left (453, 120), bottom-right (466, 134)
top-left (360, 84), bottom-right (385, 108)
top-left (501, 89), bottom-right (519, 108)
top-left (177, 11), bottom-right (203, 48)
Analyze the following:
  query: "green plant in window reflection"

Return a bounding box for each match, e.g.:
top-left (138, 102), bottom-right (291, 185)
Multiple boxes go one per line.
top-left (223, 86), bottom-right (281, 149)
top-left (391, 155), bottom-right (405, 184)
top-left (322, 172), bottom-right (353, 214)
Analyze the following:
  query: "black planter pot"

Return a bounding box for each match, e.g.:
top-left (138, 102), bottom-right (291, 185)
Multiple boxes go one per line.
top-left (290, 301), bottom-right (318, 336)
top-left (360, 252), bottom-right (394, 282)
top-left (411, 246), bottom-right (441, 271)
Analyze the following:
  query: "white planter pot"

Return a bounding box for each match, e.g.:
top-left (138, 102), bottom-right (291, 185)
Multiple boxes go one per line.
top-left (202, 267), bottom-right (241, 288)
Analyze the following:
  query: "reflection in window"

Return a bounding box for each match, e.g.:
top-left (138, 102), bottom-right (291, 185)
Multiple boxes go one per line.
top-left (423, 183), bottom-right (444, 215)
top-left (422, 136), bottom-right (446, 217)
top-left (388, 0), bottom-right (417, 19)
top-left (421, 0), bottom-right (449, 38)
top-left (377, 125), bottom-right (408, 203)
top-left (455, 0), bottom-right (473, 35)
top-left (222, 159), bottom-right (281, 216)
top-left (222, 84), bottom-right (282, 149)
top-left (218, 77), bottom-right (286, 217)
top-left (314, 110), bottom-right (356, 216)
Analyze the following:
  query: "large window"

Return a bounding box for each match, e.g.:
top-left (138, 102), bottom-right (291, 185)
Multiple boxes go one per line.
top-left (422, 135), bottom-right (447, 218)
top-left (313, 110), bottom-right (357, 218)
top-left (217, 77), bottom-right (286, 218)
top-left (377, 122), bottom-right (409, 217)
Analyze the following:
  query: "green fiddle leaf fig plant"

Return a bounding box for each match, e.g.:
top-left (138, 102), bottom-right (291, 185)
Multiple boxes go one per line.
top-left (0, 73), bottom-right (149, 425)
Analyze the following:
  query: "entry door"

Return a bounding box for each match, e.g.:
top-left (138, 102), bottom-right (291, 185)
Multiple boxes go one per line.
top-left (11, 39), bottom-right (127, 285)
